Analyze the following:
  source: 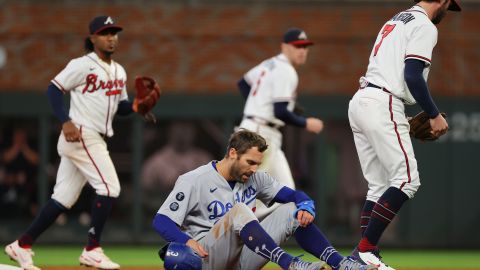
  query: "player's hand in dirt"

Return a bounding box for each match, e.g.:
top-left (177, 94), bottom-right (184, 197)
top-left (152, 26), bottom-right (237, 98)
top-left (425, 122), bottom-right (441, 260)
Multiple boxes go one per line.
top-left (186, 239), bottom-right (209, 257)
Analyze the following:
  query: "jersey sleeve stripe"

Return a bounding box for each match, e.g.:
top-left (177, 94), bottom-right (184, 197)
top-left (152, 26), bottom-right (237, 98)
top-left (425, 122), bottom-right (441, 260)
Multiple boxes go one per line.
top-left (405, 54), bottom-right (431, 64)
top-left (52, 79), bottom-right (67, 93)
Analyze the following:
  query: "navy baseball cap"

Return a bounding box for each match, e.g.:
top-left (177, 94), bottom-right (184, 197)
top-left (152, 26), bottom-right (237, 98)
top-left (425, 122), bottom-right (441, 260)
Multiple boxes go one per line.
top-left (414, 0), bottom-right (461, 11)
top-left (283, 28), bottom-right (314, 46)
top-left (89, 15), bottom-right (123, 34)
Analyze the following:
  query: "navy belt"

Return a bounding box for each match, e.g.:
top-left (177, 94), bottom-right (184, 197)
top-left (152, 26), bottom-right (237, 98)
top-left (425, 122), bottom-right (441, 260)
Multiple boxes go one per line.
top-left (367, 82), bottom-right (392, 93)
top-left (364, 83), bottom-right (405, 102)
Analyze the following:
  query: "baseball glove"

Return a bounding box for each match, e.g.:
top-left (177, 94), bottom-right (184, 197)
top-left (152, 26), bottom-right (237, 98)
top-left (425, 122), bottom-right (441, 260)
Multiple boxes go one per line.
top-left (408, 111), bottom-right (446, 141)
top-left (133, 76), bottom-right (161, 122)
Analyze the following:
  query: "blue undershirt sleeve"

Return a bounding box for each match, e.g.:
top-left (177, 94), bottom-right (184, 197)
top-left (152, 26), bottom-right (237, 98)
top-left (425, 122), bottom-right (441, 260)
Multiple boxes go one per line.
top-left (117, 100), bottom-right (134, 116)
top-left (47, 83), bottom-right (70, 123)
top-left (152, 214), bottom-right (191, 244)
top-left (271, 186), bottom-right (311, 205)
top-left (404, 59), bottom-right (440, 118)
top-left (274, 102), bottom-right (307, 127)
top-left (237, 78), bottom-right (251, 100)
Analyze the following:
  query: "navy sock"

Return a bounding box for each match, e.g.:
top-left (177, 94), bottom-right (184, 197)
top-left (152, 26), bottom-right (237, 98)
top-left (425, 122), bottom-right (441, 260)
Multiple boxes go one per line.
top-left (294, 224), bottom-right (343, 268)
top-left (86, 195), bottom-right (115, 250)
top-left (240, 220), bottom-right (293, 270)
top-left (361, 187), bottom-right (409, 250)
top-left (19, 199), bottom-right (67, 247)
top-left (360, 200), bottom-right (375, 236)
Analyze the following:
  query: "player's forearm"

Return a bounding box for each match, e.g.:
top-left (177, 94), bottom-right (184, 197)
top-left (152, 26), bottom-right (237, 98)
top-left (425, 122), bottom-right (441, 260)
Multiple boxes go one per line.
top-left (152, 213), bottom-right (191, 244)
top-left (272, 187), bottom-right (311, 205)
top-left (117, 100), bottom-right (134, 115)
top-left (237, 78), bottom-right (251, 99)
top-left (47, 83), bottom-right (70, 123)
top-left (274, 102), bottom-right (306, 127)
top-left (404, 59), bottom-right (439, 118)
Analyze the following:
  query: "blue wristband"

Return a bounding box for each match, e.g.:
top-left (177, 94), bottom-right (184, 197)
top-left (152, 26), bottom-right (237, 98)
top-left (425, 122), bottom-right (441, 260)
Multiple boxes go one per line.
top-left (294, 200), bottom-right (316, 219)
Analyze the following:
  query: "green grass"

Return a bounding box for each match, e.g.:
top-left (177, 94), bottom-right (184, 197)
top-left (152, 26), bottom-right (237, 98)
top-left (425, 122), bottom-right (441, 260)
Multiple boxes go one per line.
top-left (1, 246), bottom-right (480, 268)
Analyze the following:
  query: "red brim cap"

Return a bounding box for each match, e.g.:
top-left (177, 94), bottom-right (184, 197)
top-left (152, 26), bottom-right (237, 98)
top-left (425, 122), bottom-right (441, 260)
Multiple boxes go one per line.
top-left (289, 40), bottom-right (314, 46)
top-left (93, 25), bottom-right (123, 34)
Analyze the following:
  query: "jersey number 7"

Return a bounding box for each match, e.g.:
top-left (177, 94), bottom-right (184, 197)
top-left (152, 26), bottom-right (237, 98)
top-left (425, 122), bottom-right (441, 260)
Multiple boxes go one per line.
top-left (374, 24), bottom-right (396, 56)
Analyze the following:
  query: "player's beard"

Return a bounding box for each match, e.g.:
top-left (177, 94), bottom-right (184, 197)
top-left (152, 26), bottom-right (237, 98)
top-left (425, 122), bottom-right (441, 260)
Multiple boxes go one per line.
top-left (230, 160), bottom-right (251, 183)
top-left (432, 2), bottom-right (449, 24)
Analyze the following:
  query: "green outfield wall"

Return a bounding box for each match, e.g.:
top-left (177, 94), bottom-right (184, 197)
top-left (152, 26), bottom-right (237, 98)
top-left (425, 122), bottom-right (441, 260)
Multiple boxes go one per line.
top-left (0, 92), bottom-right (479, 248)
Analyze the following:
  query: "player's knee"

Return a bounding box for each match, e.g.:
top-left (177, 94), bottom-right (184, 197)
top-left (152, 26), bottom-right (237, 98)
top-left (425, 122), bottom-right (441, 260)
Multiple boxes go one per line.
top-left (230, 203), bottom-right (257, 221)
top-left (275, 203), bottom-right (299, 231)
top-left (109, 185), bottom-right (121, 198)
top-left (403, 182), bottom-right (420, 198)
top-left (51, 195), bottom-right (75, 209)
top-left (96, 184), bottom-right (120, 198)
top-left (231, 203), bottom-right (252, 214)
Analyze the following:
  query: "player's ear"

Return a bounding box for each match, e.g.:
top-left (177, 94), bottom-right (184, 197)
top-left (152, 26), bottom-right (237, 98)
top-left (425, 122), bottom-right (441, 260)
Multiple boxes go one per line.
top-left (228, 147), bottom-right (238, 159)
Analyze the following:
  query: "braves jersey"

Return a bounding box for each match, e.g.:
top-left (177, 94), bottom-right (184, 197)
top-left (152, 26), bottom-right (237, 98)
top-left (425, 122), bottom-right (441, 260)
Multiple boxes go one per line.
top-left (157, 162), bottom-right (283, 241)
top-left (52, 52), bottom-right (128, 137)
top-left (362, 5), bottom-right (437, 104)
top-left (242, 53), bottom-right (298, 126)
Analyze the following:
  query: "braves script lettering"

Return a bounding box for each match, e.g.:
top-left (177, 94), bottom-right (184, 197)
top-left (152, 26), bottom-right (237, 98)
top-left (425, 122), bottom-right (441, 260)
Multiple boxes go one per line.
top-left (82, 74), bottom-right (125, 94)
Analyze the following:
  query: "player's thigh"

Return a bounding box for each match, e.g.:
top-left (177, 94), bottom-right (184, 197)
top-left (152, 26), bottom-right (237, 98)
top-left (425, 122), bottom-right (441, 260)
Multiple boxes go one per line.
top-left (368, 100), bottom-right (419, 197)
top-left (239, 203), bottom-right (298, 270)
top-left (52, 157), bottom-right (87, 209)
top-left (199, 203), bottom-right (257, 270)
top-left (352, 131), bottom-right (389, 202)
top-left (69, 131), bottom-right (120, 197)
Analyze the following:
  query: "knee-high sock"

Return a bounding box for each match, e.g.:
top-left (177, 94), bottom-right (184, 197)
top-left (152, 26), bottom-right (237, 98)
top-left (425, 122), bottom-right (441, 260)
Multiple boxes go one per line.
top-left (86, 195), bottom-right (115, 250)
top-left (19, 199), bottom-right (67, 248)
top-left (295, 224), bottom-right (343, 268)
top-left (360, 200), bottom-right (375, 236)
top-left (358, 187), bottom-right (409, 252)
top-left (240, 220), bottom-right (294, 270)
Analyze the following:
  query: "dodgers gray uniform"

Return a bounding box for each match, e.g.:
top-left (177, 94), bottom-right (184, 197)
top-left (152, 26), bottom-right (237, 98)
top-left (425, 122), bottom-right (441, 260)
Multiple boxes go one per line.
top-left (157, 162), bottom-right (301, 270)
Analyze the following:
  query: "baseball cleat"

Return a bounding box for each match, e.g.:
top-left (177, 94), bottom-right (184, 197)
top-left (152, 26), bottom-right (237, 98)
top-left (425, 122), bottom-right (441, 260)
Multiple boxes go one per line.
top-left (288, 257), bottom-right (330, 270)
top-left (332, 256), bottom-right (378, 270)
top-left (352, 247), bottom-right (394, 270)
top-left (79, 247), bottom-right (120, 270)
top-left (4, 240), bottom-right (41, 270)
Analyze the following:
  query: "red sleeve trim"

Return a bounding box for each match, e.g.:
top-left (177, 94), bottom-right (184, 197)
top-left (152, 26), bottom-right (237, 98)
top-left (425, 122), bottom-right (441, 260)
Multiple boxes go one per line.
top-left (52, 79), bottom-right (67, 93)
top-left (405, 54), bottom-right (431, 64)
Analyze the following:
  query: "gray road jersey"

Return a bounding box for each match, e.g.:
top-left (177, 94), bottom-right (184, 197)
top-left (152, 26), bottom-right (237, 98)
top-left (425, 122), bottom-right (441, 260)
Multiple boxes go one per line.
top-left (157, 161), bottom-right (283, 240)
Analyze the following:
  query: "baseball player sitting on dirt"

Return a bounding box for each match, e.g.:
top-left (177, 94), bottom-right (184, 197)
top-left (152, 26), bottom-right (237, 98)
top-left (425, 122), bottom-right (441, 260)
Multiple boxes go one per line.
top-left (153, 130), bottom-right (377, 270)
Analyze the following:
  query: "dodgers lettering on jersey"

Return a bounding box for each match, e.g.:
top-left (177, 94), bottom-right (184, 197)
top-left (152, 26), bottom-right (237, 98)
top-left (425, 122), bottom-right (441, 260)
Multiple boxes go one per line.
top-left (51, 52), bottom-right (128, 136)
top-left (157, 162), bottom-right (283, 240)
top-left (363, 5), bottom-right (437, 104)
top-left (207, 185), bottom-right (258, 220)
top-left (242, 53), bottom-right (298, 126)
